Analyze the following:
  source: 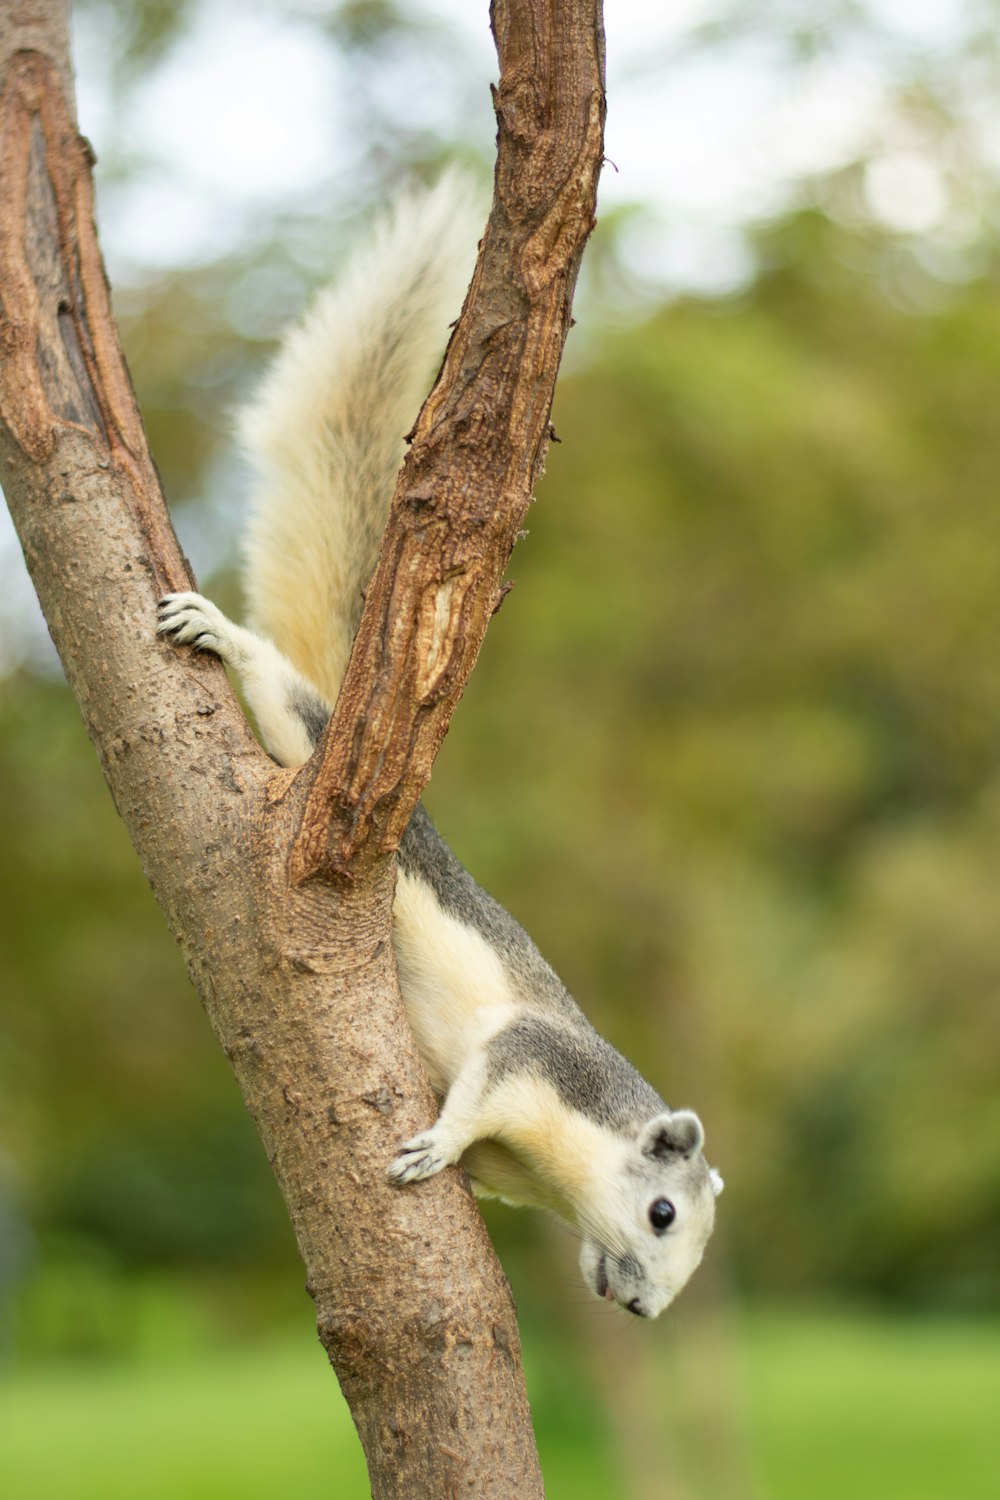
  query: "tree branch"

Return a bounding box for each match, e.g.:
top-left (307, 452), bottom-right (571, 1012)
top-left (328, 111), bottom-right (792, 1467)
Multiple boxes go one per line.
top-left (1, 2), bottom-right (605, 1495)
top-left (291, 0), bottom-right (606, 882)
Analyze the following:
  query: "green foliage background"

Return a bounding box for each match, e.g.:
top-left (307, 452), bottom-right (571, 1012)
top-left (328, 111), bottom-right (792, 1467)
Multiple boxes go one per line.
top-left (5, 209), bottom-right (999, 1316)
top-left (2, 2), bottom-right (1000, 1496)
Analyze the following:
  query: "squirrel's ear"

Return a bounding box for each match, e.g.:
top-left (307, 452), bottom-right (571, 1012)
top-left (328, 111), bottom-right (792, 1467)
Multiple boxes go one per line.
top-left (709, 1167), bottom-right (725, 1197)
top-left (640, 1109), bottom-right (705, 1161)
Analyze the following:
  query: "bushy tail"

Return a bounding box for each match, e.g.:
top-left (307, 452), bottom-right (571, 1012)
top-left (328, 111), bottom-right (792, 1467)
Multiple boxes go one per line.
top-left (239, 172), bottom-right (483, 706)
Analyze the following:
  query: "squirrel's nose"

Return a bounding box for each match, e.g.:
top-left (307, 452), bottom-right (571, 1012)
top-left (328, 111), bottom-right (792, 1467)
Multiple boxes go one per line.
top-left (626, 1297), bottom-right (646, 1317)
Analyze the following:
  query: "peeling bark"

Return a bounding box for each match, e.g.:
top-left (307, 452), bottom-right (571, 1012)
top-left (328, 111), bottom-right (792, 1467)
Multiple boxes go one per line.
top-left (291, 0), bottom-right (607, 883)
top-left (0, 2), bottom-right (606, 1495)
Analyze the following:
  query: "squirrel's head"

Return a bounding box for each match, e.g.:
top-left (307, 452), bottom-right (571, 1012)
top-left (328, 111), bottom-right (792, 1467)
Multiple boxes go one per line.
top-left (578, 1109), bottom-right (723, 1319)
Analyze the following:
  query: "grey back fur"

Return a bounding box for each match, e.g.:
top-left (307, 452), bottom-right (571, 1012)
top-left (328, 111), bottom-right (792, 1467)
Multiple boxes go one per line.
top-left (400, 805), bottom-right (667, 1132)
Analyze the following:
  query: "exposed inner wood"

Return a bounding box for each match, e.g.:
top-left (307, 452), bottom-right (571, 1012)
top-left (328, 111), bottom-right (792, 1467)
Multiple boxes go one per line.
top-left (290, 0), bottom-right (607, 884)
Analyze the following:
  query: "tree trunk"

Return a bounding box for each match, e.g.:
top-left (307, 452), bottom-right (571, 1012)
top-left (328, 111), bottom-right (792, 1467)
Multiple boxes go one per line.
top-left (0, 1), bottom-right (605, 1494)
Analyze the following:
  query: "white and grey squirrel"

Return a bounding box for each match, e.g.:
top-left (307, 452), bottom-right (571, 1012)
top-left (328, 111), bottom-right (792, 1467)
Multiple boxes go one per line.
top-left (157, 173), bottom-right (723, 1319)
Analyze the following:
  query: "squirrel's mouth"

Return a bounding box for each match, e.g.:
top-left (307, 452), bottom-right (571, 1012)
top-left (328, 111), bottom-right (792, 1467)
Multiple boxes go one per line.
top-left (596, 1253), bottom-right (614, 1301)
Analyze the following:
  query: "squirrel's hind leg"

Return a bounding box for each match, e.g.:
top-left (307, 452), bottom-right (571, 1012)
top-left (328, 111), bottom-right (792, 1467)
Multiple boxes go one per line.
top-left (158, 592), bottom-right (330, 767)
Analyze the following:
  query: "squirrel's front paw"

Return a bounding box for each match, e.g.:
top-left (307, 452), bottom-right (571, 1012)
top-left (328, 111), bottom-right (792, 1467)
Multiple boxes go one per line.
top-left (387, 1129), bottom-right (454, 1186)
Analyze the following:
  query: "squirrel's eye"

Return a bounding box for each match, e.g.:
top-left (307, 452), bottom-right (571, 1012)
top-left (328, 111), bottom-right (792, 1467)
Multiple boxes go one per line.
top-left (649, 1198), bottom-right (676, 1232)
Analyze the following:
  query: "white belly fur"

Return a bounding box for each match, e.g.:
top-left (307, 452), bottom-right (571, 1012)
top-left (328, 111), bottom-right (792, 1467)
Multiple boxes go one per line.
top-left (391, 866), bottom-right (517, 1095)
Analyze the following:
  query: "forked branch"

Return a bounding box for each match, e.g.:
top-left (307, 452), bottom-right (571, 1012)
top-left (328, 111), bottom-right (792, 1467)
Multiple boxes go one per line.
top-left (0, 2), bottom-right (606, 1496)
top-left (291, 0), bottom-right (607, 882)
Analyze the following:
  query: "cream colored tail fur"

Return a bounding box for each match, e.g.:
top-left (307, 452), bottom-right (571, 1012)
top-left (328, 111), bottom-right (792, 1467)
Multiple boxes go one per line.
top-left (239, 173), bottom-right (483, 705)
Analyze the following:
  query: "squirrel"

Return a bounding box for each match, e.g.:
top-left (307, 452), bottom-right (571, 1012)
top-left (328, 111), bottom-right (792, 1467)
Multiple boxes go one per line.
top-left (157, 173), bottom-right (723, 1319)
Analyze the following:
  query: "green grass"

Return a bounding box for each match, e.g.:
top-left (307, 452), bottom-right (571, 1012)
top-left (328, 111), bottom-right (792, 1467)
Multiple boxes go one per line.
top-left (1, 1308), bottom-right (997, 1499)
top-left (743, 1308), bottom-right (1000, 1500)
top-left (0, 1337), bottom-right (367, 1500)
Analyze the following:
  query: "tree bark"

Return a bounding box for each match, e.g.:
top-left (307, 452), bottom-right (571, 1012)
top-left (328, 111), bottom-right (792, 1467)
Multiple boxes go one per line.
top-left (0, 1), bottom-right (605, 1495)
